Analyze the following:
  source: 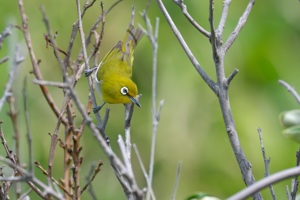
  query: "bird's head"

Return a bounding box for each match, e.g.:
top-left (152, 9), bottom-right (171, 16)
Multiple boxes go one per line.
top-left (101, 76), bottom-right (141, 107)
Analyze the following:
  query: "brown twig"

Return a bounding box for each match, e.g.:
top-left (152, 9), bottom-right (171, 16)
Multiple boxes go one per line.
top-left (6, 94), bottom-right (22, 197)
top-left (17, 0), bottom-right (68, 126)
top-left (22, 77), bottom-right (33, 176)
top-left (34, 161), bottom-right (72, 198)
top-left (44, 33), bottom-right (67, 56)
top-left (0, 155), bottom-right (64, 199)
top-left (81, 161), bottom-right (103, 195)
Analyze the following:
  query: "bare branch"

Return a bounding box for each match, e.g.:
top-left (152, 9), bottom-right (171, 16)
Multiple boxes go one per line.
top-left (75, 0), bottom-right (91, 79)
top-left (133, 144), bottom-right (156, 200)
top-left (141, 7), bottom-right (162, 199)
top-left (0, 45), bottom-right (24, 113)
top-left (290, 149), bottom-right (300, 200)
top-left (22, 77), bottom-right (34, 176)
top-left (209, 0), bottom-right (218, 49)
top-left (32, 79), bottom-right (69, 88)
top-left (18, 0), bottom-right (68, 125)
top-left (227, 166), bottom-right (300, 200)
top-left (226, 68), bottom-right (239, 86)
top-left (216, 0), bottom-right (232, 36)
top-left (257, 128), bottom-right (276, 199)
top-left (124, 103), bottom-right (134, 159)
top-left (34, 161), bottom-right (72, 198)
top-left (0, 25), bottom-right (13, 49)
top-left (279, 80), bottom-right (300, 104)
top-left (0, 156), bottom-right (64, 200)
top-left (173, 0), bottom-right (210, 38)
top-left (81, 161), bottom-right (103, 195)
top-left (171, 161), bottom-right (182, 200)
top-left (223, 0), bottom-right (255, 53)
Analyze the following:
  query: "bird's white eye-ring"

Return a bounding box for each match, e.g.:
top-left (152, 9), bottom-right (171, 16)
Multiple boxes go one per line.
top-left (120, 87), bottom-right (129, 96)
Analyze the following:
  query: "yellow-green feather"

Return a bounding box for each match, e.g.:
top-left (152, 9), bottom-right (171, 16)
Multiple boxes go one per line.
top-left (96, 23), bottom-right (143, 104)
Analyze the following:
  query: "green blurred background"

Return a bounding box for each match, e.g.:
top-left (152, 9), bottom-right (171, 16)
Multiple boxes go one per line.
top-left (1, 0), bottom-right (300, 199)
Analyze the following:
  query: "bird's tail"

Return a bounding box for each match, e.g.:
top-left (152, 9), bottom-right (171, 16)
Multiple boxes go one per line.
top-left (122, 24), bottom-right (144, 53)
top-left (126, 24), bottom-right (144, 48)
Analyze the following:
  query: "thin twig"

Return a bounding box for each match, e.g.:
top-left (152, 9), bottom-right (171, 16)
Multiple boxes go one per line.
top-left (64, 0), bottom-right (97, 63)
top-left (18, 0), bottom-right (67, 125)
top-left (227, 68), bottom-right (239, 86)
top-left (279, 80), bottom-right (300, 105)
top-left (133, 144), bottom-right (156, 200)
top-left (81, 161), bottom-right (103, 195)
top-left (0, 45), bottom-right (24, 113)
top-left (17, 189), bottom-right (32, 200)
top-left (173, 0), bottom-right (210, 38)
top-left (257, 127), bottom-right (276, 199)
top-left (32, 79), bottom-right (70, 88)
top-left (223, 0), bottom-right (255, 53)
top-left (40, 6), bottom-right (66, 81)
top-left (117, 135), bottom-right (143, 199)
top-left (0, 156), bottom-right (64, 199)
top-left (286, 185), bottom-right (292, 200)
top-left (155, 0), bottom-right (216, 94)
top-left (34, 161), bottom-right (73, 198)
top-left (216, 0), bottom-right (232, 37)
top-left (141, 6), bottom-right (161, 199)
top-left (290, 148), bottom-right (300, 200)
top-left (171, 161), bottom-right (182, 200)
top-left (6, 93), bottom-right (21, 197)
top-left (209, 0), bottom-right (218, 51)
top-left (75, 0), bottom-right (90, 76)
top-left (124, 103), bottom-right (134, 159)
top-left (22, 77), bottom-right (33, 176)
top-left (0, 25), bottom-right (13, 48)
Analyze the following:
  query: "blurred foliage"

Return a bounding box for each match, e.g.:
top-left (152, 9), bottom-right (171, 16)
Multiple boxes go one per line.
top-left (0, 0), bottom-right (300, 199)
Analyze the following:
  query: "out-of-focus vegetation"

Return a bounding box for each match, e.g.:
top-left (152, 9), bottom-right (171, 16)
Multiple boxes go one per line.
top-left (0, 0), bottom-right (300, 199)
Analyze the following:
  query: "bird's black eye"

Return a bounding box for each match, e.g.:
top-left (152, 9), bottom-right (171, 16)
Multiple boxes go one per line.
top-left (120, 87), bottom-right (129, 96)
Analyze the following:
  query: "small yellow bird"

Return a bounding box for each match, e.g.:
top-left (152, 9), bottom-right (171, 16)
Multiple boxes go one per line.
top-left (92, 23), bottom-right (143, 113)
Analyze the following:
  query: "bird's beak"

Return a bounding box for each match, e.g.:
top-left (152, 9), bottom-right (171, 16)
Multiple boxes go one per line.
top-left (129, 96), bottom-right (141, 108)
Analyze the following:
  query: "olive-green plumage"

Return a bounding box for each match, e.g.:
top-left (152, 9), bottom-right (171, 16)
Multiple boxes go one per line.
top-left (95, 23), bottom-right (143, 110)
